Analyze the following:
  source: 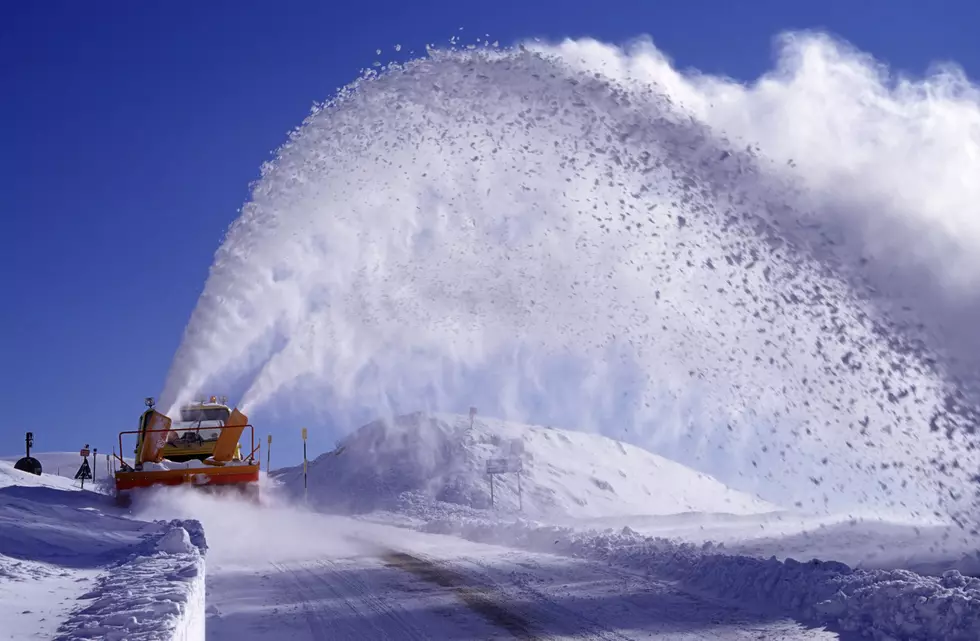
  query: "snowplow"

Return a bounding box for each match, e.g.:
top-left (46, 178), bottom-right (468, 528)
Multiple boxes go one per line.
top-left (112, 396), bottom-right (260, 507)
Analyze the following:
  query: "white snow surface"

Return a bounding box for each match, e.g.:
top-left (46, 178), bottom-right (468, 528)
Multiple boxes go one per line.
top-left (273, 411), bottom-right (777, 518)
top-left (417, 515), bottom-right (980, 641)
top-left (0, 461), bottom-right (206, 641)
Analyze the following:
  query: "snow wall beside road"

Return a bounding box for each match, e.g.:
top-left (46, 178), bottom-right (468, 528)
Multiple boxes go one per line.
top-left (56, 519), bottom-right (207, 641)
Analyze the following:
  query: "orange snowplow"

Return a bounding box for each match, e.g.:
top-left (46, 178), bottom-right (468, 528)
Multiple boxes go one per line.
top-left (113, 397), bottom-right (260, 506)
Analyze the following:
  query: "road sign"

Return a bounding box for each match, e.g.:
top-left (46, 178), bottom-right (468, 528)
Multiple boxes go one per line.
top-left (486, 455), bottom-right (523, 511)
top-left (486, 457), bottom-right (522, 474)
top-left (301, 428), bottom-right (308, 441)
top-left (74, 459), bottom-right (92, 480)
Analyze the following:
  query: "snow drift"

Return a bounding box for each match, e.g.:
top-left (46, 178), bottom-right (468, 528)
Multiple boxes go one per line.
top-left (274, 411), bottom-right (775, 518)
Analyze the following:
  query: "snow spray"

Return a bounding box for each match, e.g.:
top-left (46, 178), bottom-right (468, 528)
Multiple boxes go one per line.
top-left (159, 34), bottom-right (980, 523)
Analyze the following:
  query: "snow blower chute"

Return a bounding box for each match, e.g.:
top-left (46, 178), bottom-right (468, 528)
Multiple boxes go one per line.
top-left (113, 396), bottom-right (260, 506)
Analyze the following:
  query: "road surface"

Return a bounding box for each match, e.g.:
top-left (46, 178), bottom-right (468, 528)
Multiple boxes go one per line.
top-left (194, 506), bottom-right (839, 640)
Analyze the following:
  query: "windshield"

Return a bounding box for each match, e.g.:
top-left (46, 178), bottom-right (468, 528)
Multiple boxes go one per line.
top-left (179, 407), bottom-right (230, 423)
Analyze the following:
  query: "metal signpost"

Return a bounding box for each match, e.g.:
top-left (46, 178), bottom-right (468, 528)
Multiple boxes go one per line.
top-left (301, 428), bottom-right (308, 502)
top-left (485, 438), bottom-right (524, 511)
top-left (75, 444), bottom-right (93, 489)
top-left (267, 434), bottom-right (272, 473)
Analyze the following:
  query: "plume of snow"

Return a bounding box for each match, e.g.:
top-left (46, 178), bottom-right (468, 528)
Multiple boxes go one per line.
top-left (158, 32), bottom-right (980, 521)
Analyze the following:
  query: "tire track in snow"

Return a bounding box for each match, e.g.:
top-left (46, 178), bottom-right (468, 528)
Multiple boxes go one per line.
top-left (271, 561), bottom-right (335, 639)
top-left (311, 559), bottom-right (429, 640)
top-left (460, 555), bottom-right (641, 641)
top-left (382, 550), bottom-right (542, 639)
top-left (271, 558), bottom-right (434, 640)
top-left (394, 551), bottom-right (636, 641)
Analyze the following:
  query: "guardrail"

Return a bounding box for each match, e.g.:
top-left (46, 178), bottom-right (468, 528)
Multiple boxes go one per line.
top-left (115, 424), bottom-right (258, 470)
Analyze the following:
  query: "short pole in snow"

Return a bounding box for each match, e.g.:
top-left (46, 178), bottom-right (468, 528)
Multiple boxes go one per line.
top-left (266, 434), bottom-right (272, 473)
top-left (518, 472), bottom-right (522, 512)
top-left (489, 473), bottom-right (495, 509)
top-left (301, 427), bottom-right (308, 503)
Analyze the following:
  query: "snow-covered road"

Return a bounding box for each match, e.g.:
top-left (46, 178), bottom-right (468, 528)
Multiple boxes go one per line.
top-left (192, 505), bottom-right (836, 640)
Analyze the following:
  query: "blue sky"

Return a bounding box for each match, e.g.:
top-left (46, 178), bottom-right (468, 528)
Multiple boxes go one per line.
top-left (2, 0), bottom-right (978, 462)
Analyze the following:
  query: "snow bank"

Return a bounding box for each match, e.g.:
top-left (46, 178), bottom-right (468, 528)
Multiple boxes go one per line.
top-left (143, 458), bottom-right (253, 471)
top-left (55, 519), bottom-right (207, 641)
top-left (275, 411), bottom-right (775, 518)
top-left (0, 462), bottom-right (209, 641)
top-left (422, 516), bottom-right (980, 640)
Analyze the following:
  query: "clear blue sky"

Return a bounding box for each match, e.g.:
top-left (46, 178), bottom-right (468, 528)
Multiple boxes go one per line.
top-left (2, 0), bottom-right (977, 462)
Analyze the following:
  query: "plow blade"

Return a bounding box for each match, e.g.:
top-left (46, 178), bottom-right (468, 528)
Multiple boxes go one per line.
top-left (114, 463), bottom-right (260, 507)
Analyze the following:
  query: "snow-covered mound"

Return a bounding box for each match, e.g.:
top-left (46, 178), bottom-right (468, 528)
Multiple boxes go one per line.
top-left (274, 412), bottom-right (776, 518)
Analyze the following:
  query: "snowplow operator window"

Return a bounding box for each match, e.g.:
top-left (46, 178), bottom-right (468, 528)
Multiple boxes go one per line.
top-left (180, 407), bottom-right (231, 423)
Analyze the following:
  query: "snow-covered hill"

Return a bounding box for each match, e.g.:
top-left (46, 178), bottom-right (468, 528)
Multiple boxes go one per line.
top-left (273, 412), bottom-right (777, 518)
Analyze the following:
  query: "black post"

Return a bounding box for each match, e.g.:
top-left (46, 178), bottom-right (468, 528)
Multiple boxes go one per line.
top-left (25, 432), bottom-right (33, 457)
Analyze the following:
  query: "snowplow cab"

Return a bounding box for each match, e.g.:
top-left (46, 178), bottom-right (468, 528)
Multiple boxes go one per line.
top-left (113, 396), bottom-right (260, 507)
top-left (158, 398), bottom-right (240, 463)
